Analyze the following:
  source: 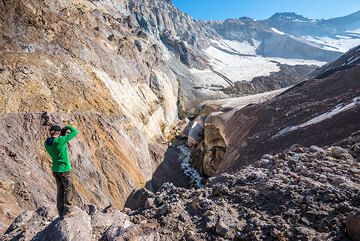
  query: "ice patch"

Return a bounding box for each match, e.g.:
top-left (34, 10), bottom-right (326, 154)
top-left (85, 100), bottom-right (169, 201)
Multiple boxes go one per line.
top-left (273, 97), bottom-right (360, 138)
top-left (178, 145), bottom-right (204, 189)
top-left (271, 27), bottom-right (285, 35)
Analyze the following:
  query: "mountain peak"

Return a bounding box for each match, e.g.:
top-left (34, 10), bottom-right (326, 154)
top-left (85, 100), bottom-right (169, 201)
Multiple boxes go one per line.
top-left (269, 12), bottom-right (310, 22)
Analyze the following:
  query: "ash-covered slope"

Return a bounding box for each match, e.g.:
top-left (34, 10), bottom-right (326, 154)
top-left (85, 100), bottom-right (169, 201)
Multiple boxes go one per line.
top-left (2, 133), bottom-right (360, 240)
top-left (198, 46), bottom-right (360, 175)
top-left (313, 45), bottom-right (360, 79)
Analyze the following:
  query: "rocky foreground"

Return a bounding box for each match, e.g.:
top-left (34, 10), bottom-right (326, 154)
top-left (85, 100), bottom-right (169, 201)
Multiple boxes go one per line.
top-left (2, 132), bottom-right (360, 241)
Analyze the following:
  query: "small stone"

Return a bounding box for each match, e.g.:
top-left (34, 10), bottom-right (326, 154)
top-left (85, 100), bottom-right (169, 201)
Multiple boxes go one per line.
top-left (205, 215), bottom-right (217, 229)
top-left (144, 198), bottom-right (155, 209)
top-left (318, 174), bottom-right (327, 182)
top-left (327, 146), bottom-right (354, 160)
top-left (82, 204), bottom-right (97, 215)
top-left (123, 208), bottom-right (131, 215)
top-left (309, 146), bottom-right (325, 154)
top-left (203, 210), bottom-right (216, 217)
top-left (215, 219), bottom-right (229, 237)
top-left (107, 34), bottom-right (114, 41)
top-left (8, 151), bottom-right (17, 158)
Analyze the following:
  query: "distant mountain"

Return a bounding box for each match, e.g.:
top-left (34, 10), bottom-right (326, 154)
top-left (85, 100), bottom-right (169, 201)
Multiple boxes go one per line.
top-left (321, 10), bottom-right (360, 32)
top-left (205, 18), bottom-right (342, 61)
top-left (265, 11), bottom-right (360, 34)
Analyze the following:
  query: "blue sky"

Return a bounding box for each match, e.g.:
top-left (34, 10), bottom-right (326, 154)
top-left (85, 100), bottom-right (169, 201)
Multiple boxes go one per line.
top-left (172, 0), bottom-right (360, 20)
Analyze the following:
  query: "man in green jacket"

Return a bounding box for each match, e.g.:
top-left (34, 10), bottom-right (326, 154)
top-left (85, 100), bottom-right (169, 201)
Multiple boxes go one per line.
top-left (44, 125), bottom-right (78, 217)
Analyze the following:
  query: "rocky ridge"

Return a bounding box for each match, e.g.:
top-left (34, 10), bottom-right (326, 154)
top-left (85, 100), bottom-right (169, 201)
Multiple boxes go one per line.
top-left (2, 132), bottom-right (360, 240)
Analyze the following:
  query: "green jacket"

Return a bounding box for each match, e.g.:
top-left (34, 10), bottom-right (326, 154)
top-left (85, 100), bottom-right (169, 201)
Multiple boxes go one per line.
top-left (44, 125), bottom-right (79, 173)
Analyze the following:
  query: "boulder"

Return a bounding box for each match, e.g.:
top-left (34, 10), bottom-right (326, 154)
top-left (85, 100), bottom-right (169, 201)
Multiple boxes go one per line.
top-left (32, 207), bottom-right (92, 241)
top-left (100, 223), bottom-right (159, 241)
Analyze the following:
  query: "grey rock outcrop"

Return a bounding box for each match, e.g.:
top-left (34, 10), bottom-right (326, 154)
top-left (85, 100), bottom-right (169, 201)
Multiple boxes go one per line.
top-left (32, 207), bottom-right (92, 241)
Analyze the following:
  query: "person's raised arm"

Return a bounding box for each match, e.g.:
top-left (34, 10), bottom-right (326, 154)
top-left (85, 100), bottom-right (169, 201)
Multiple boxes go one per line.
top-left (56, 125), bottom-right (78, 145)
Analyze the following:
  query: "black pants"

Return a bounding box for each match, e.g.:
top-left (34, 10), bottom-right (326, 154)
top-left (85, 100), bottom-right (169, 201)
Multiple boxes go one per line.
top-left (53, 171), bottom-right (73, 216)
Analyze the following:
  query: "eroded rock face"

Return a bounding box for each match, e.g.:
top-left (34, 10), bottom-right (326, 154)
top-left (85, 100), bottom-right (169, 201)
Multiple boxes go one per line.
top-left (0, 112), bottom-right (172, 232)
top-left (0, 0), bottom-right (181, 231)
top-left (191, 89), bottom-right (287, 177)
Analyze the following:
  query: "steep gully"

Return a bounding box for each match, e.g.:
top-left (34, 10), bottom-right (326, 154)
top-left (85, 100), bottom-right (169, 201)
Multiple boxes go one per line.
top-left (125, 87), bottom-right (283, 208)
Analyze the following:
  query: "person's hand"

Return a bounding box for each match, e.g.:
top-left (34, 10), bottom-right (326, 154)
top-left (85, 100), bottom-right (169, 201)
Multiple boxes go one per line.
top-left (61, 127), bottom-right (69, 136)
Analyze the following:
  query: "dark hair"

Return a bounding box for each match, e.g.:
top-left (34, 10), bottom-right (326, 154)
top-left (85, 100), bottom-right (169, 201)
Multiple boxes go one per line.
top-left (50, 125), bottom-right (62, 132)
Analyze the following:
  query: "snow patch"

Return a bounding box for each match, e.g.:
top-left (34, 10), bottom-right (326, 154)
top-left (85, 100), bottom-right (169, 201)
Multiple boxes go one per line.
top-left (346, 56), bottom-right (360, 66)
top-left (178, 145), bottom-right (204, 189)
top-left (203, 44), bottom-right (325, 83)
top-left (189, 68), bottom-right (231, 88)
top-left (205, 88), bottom-right (288, 110)
top-left (222, 39), bottom-right (260, 55)
top-left (348, 28), bottom-right (360, 34)
top-left (266, 57), bottom-right (326, 66)
top-left (205, 46), bottom-right (280, 82)
top-left (302, 36), bottom-right (360, 53)
top-left (271, 27), bottom-right (286, 35)
top-left (273, 97), bottom-right (360, 138)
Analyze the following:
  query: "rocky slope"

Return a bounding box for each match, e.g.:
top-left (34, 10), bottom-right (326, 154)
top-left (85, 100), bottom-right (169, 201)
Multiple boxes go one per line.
top-left (191, 46), bottom-right (360, 177)
top-left (2, 132), bottom-right (360, 240)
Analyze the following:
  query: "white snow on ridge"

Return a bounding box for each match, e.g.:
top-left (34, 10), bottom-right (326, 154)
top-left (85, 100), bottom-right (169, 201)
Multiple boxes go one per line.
top-left (273, 97), bottom-right (360, 138)
top-left (346, 56), bottom-right (360, 66)
top-left (271, 27), bottom-right (286, 35)
top-left (347, 28), bottom-right (360, 34)
top-left (302, 36), bottom-right (360, 53)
